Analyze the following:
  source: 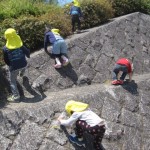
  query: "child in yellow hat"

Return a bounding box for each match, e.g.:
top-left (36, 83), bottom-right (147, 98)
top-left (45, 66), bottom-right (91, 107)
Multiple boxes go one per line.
top-left (44, 25), bottom-right (69, 68)
top-left (2, 28), bottom-right (30, 102)
top-left (58, 100), bottom-right (106, 149)
top-left (70, 0), bottom-right (83, 33)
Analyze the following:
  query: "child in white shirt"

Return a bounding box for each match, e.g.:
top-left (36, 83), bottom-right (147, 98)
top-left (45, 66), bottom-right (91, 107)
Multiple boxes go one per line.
top-left (58, 100), bottom-right (106, 150)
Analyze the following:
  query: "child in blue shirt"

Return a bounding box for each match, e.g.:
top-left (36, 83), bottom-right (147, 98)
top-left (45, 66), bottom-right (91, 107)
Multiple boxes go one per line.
top-left (70, 0), bottom-right (82, 33)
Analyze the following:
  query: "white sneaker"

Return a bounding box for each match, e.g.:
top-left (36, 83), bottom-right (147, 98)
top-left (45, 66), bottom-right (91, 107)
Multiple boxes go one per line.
top-left (54, 64), bottom-right (62, 68)
top-left (7, 95), bottom-right (20, 102)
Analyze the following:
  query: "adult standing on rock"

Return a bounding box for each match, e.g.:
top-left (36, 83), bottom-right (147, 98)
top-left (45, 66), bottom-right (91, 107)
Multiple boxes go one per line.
top-left (2, 28), bottom-right (30, 102)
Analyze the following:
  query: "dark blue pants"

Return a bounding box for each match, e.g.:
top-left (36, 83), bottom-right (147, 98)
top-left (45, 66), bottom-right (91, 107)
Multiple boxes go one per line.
top-left (112, 64), bottom-right (128, 80)
top-left (71, 15), bottom-right (81, 32)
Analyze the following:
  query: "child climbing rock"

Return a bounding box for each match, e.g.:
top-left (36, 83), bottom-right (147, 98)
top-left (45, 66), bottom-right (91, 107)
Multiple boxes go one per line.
top-left (111, 58), bottom-right (133, 85)
top-left (57, 100), bottom-right (106, 150)
top-left (44, 25), bottom-right (69, 68)
top-left (2, 28), bottom-right (30, 102)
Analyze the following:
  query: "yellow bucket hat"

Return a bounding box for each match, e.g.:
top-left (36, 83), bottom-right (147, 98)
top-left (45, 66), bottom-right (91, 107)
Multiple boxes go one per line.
top-left (73, 0), bottom-right (80, 7)
top-left (65, 100), bottom-right (89, 115)
top-left (4, 28), bottom-right (23, 50)
top-left (51, 28), bottom-right (60, 35)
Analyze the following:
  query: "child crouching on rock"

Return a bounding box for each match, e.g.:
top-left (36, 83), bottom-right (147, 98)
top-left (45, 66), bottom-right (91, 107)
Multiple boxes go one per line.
top-left (44, 25), bottom-right (69, 69)
top-left (57, 100), bottom-right (106, 150)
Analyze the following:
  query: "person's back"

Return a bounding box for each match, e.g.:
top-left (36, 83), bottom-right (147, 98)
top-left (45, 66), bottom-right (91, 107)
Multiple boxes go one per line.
top-left (70, 0), bottom-right (82, 33)
top-left (3, 46), bottom-right (29, 71)
top-left (2, 28), bottom-right (30, 102)
top-left (116, 58), bottom-right (132, 73)
top-left (70, 5), bottom-right (82, 16)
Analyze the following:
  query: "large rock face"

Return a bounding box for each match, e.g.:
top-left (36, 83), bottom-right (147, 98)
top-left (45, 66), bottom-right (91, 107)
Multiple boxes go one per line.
top-left (25, 12), bottom-right (150, 92)
top-left (0, 74), bottom-right (150, 150)
top-left (0, 12), bottom-right (150, 150)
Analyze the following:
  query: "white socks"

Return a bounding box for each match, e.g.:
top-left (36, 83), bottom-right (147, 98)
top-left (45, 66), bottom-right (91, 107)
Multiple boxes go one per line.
top-left (55, 57), bottom-right (61, 65)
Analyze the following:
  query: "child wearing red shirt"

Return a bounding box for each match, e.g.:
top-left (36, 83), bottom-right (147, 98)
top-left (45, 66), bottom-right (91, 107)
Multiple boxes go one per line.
top-left (112, 58), bottom-right (133, 85)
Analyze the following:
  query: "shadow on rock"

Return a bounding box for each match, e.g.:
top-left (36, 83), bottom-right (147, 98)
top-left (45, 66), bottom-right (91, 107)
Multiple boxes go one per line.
top-left (0, 67), bottom-right (11, 108)
top-left (56, 63), bottom-right (78, 85)
top-left (122, 80), bottom-right (139, 95)
top-left (19, 76), bottom-right (46, 103)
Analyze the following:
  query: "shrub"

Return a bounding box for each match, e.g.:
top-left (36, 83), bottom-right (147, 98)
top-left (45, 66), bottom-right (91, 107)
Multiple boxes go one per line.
top-left (0, 51), bottom-right (4, 66)
top-left (141, 0), bottom-right (150, 14)
top-left (0, 13), bottom-right (71, 52)
top-left (111, 0), bottom-right (150, 16)
top-left (79, 0), bottom-right (114, 29)
top-left (0, 0), bottom-right (56, 21)
top-left (40, 6), bottom-right (72, 37)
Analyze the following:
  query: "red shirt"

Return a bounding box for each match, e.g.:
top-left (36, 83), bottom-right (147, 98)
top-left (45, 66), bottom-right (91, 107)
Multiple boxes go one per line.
top-left (116, 58), bottom-right (132, 73)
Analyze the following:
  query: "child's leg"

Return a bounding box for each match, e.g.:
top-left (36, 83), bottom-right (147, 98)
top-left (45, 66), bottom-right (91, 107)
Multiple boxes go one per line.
top-left (72, 15), bottom-right (76, 32)
top-left (90, 125), bottom-right (106, 150)
top-left (119, 66), bottom-right (128, 81)
top-left (60, 41), bottom-right (69, 66)
top-left (75, 120), bottom-right (85, 139)
top-left (112, 64), bottom-right (121, 80)
top-left (61, 54), bottom-right (69, 66)
top-left (51, 54), bottom-right (61, 68)
top-left (8, 69), bottom-right (20, 97)
top-left (55, 57), bottom-right (61, 65)
top-left (77, 16), bottom-right (81, 31)
top-left (52, 41), bottom-right (62, 68)
top-left (94, 126), bottom-right (105, 150)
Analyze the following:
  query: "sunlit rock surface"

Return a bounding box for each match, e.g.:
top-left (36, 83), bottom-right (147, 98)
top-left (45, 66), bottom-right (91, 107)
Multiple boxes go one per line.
top-left (0, 12), bottom-right (150, 150)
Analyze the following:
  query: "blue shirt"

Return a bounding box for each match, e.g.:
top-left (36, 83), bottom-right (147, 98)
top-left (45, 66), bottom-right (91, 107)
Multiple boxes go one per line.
top-left (70, 6), bottom-right (82, 17)
top-left (3, 46), bottom-right (30, 71)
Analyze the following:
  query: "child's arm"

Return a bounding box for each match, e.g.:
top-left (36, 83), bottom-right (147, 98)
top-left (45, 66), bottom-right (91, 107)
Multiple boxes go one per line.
top-left (44, 34), bottom-right (49, 54)
top-left (22, 46), bottom-right (30, 58)
top-left (58, 112), bottom-right (80, 127)
top-left (128, 72), bottom-right (132, 82)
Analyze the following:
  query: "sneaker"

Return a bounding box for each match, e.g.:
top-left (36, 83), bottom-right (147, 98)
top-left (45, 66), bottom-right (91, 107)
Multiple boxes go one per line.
top-left (111, 80), bottom-right (120, 85)
top-left (68, 135), bottom-right (85, 147)
top-left (62, 60), bottom-right (69, 66)
top-left (76, 30), bottom-right (81, 33)
top-left (118, 80), bottom-right (124, 85)
top-left (54, 64), bottom-right (62, 69)
top-left (7, 95), bottom-right (20, 103)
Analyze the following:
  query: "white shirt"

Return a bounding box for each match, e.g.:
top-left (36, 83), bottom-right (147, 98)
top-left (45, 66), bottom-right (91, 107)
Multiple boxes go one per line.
top-left (60, 110), bottom-right (105, 127)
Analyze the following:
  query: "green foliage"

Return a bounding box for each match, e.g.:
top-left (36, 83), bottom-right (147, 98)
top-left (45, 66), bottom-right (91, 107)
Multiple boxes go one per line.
top-left (15, 17), bottom-right (46, 51)
top-left (0, 13), bottom-right (71, 52)
top-left (80, 0), bottom-right (114, 28)
top-left (40, 7), bottom-right (72, 37)
top-left (0, 51), bottom-right (4, 66)
top-left (141, 0), bottom-right (150, 14)
top-left (111, 0), bottom-right (150, 16)
top-left (0, 0), bottom-right (57, 21)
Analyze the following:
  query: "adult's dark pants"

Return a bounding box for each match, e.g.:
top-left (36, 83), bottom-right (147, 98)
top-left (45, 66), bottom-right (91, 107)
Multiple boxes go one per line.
top-left (71, 15), bottom-right (81, 32)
